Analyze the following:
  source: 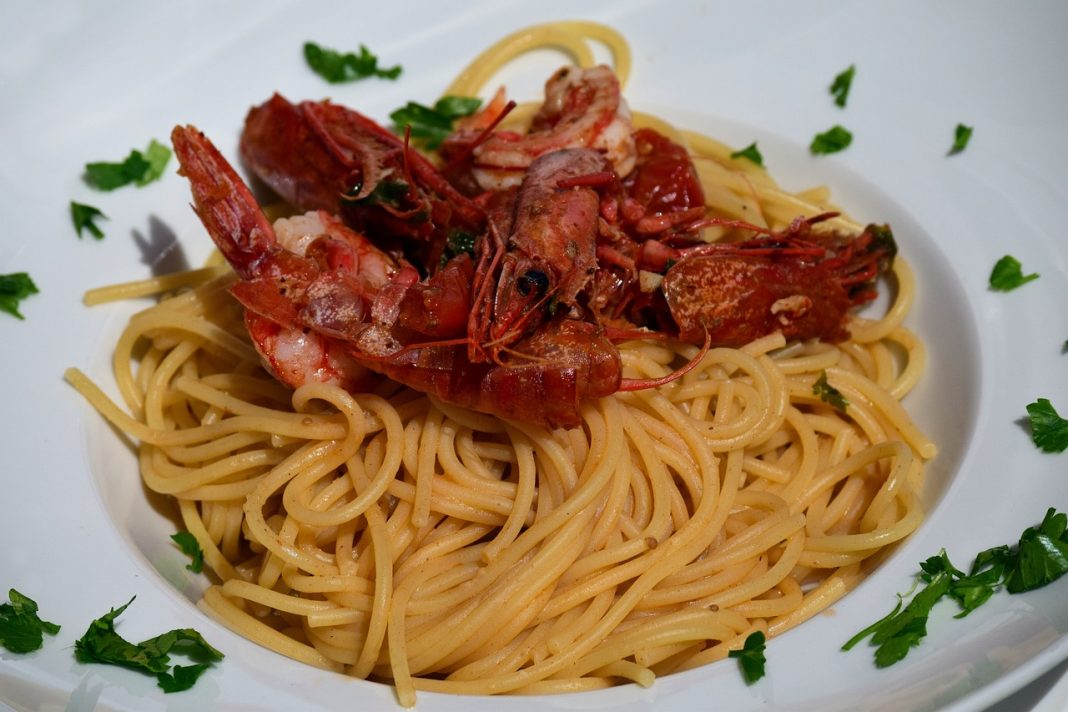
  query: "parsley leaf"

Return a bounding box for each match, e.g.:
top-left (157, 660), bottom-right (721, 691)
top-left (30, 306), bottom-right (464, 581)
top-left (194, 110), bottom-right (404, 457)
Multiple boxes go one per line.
top-left (813, 371), bottom-right (849, 411)
top-left (728, 631), bottom-right (766, 683)
top-left (1005, 509), bottom-right (1068, 593)
top-left (989, 255), bottom-right (1038, 291)
top-left (829, 64), bottom-right (856, 108)
top-left (71, 201), bottom-right (107, 239)
top-left (342, 179), bottom-right (412, 210)
top-left (157, 663), bottom-right (212, 693)
top-left (846, 509), bottom-right (1068, 667)
top-left (303, 42), bottom-right (402, 83)
top-left (730, 142), bottom-right (765, 167)
top-left (171, 532), bottom-right (204, 573)
top-left (84, 140), bottom-right (171, 190)
top-left (85, 152), bottom-right (147, 190)
top-left (390, 96), bottom-right (482, 149)
top-left (445, 230), bottom-right (476, 260)
top-left (75, 597), bottom-right (223, 693)
top-left (869, 567), bottom-right (951, 667)
top-left (140, 140), bottom-right (172, 185)
top-left (0, 589), bottom-right (61, 654)
top-left (842, 597), bottom-right (903, 651)
top-left (0, 272), bottom-right (39, 320)
top-left (810, 125), bottom-right (853, 155)
top-left (1026, 399), bottom-right (1068, 453)
top-left (948, 123), bottom-right (973, 155)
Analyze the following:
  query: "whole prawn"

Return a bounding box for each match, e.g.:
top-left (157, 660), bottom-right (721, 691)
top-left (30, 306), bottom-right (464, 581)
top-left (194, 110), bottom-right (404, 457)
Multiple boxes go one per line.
top-left (173, 126), bottom-right (622, 429)
top-left (441, 64), bottom-right (636, 192)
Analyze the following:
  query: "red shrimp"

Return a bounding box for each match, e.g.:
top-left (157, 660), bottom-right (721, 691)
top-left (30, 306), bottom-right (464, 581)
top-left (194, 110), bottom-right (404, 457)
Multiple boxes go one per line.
top-left (240, 93), bottom-right (484, 271)
top-left (173, 125), bottom-right (622, 429)
top-left (661, 217), bottom-right (897, 346)
top-left (471, 148), bottom-right (607, 362)
top-left (583, 128), bottom-right (898, 346)
top-left (443, 65), bottom-right (637, 192)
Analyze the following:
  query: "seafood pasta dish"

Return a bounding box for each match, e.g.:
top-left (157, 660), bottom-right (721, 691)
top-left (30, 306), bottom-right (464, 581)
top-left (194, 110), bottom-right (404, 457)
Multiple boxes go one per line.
top-left (68, 21), bottom-right (935, 706)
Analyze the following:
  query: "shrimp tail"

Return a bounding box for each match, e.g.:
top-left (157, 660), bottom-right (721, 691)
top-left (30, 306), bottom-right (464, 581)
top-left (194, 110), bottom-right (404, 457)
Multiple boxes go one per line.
top-left (172, 125), bottom-right (278, 280)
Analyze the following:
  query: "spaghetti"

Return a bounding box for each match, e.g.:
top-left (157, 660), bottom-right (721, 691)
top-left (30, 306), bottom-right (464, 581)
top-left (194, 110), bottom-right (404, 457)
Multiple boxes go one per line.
top-left (67, 21), bottom-right (934, 707)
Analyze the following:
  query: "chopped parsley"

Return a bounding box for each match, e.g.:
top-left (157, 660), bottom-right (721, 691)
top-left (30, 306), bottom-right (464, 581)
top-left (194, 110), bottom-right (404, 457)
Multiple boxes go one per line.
top-left (0, 589), bottom-right (60, 654)
top-left (810, 125), bottom-right (853, 155)
top-left (171, 532), bottom-right (204, 573)
top-left (1026, 399), bottom-right (1068, 453)
top-left (844, 509), bottom-right (1068, 667)
top-left (866, 223), bottom-right (898, 261)
top-left (71, 201), bottom-right (107, 239)
top-left (390, 96), bottom-right (482, 149)
top-left (989, 255), bottom-right (1038, 291)
top-left (445, 230), bottom-right (476, 259)
top-left (728, 631), bottom-right (767, 683)
top-left (730, 142), bottom-right (764, 167)
top-left (303, 41), bottom-right (401, 83)
top-left (343, 179), bottom-right (412, 210)
top-left (813, 371), bottom-right (849, 411)
top-left (0, 272), bottom-right (39, 320)
top-left (829, 64), bottom-right (856, 108)
top-left (948, 123), bottom-right (973, 155)
top-left (1000, 508), bottom-right (1068, 592)
top-left (84, 140), bottom-right (171, 190)
top-left (75, 597), bottom-right (224, 693)
top-left (847, 558), bottom-right (952, 667)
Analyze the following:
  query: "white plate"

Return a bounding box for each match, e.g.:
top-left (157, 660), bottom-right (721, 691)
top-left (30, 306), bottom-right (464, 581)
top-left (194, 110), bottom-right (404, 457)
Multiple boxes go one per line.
top-left (2, 1), bottom-right (1067, 710)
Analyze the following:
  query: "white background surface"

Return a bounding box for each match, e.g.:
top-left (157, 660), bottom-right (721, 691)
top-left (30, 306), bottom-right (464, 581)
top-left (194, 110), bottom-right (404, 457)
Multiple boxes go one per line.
top-left (1, 1), bottom-right (1067, 710)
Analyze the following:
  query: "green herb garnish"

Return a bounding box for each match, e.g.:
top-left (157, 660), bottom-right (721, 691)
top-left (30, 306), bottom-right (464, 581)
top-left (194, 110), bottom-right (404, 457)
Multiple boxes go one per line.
top-left (989, 255), bottom-right (1038, 291)
top-left (1002, 509), bottom-right (1068, 592)
top-left (842, 597), bottom-right (904, 652)
top-left (867, 558), bottom-right (953, 667)
top-left (343, 180), bottom-right (411, 211)
top-left (730, 142), bottom-right (764, 167)
top-left (810, 125), bottom-right (853, 155)
top-left (390, 96), bottom-right (482, 149)
top-left (303, 42), bottom-right (401, 83)
top-left (71, 201), bottom-right (107, 239)
top-left (813, 371), bottom-right (848, 411)
top-left (866, 224), bottom-right (898, 262)
top-left (845, 509), bottom-right (1068, 667)
top-left (0, 272), bottom-right (39, 320)
top-left (728, 631), bottom-right (766, 683)
top-left (75, 597), bottom-right (223, 693)
top-left (445, 230), bottom-right (476, 260)
top-left (0, 589), bottom-right (60, 654)
top-left (84, 140), bottom-right (171, 190)
top-left (1026, 399), bottom-right (1068, 453)
top-left (171, 532), bottom-right (205, 574)
top-left (948, 123), bottom-right (973, 155)
top-left (829, 64), bottom-right (856, 108)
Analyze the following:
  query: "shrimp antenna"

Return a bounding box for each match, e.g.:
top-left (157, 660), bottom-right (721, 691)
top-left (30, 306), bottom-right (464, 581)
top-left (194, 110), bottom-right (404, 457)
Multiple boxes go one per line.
top-left (400, 125), bottom-right (420, 204)
top-left (443, 100), bottom-right (518, 176)
top-left (617, 330), bottom-right (711, 391)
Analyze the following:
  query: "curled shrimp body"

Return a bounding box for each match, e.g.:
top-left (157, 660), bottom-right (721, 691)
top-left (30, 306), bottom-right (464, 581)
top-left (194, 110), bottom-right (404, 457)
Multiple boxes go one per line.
top-left (463, 65), bottom-right (637, 191)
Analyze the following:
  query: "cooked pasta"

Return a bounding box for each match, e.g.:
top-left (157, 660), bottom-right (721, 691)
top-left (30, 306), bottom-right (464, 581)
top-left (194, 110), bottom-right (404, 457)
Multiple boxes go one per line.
top-left (66, 21), bottom-right (933, 707)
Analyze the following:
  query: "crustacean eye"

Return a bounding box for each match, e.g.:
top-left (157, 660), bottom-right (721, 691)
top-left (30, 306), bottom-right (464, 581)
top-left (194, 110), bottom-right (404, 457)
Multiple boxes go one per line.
top-left (517, 269), bottom-right (550, 297)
